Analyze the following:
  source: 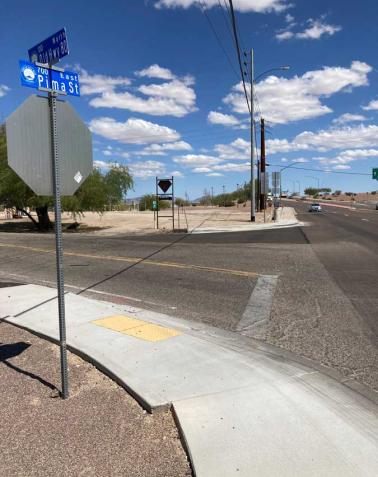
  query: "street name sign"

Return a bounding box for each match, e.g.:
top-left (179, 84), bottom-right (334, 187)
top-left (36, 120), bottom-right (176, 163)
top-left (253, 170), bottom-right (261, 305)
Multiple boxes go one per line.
top-left (28, 28), bottom-right (68, 65)
top-left (6, 95), bottom-right (92, 195)
top-left (19, 60), bottom-right (80, 97)
top-left (373, 168), bottom-right (378, 180)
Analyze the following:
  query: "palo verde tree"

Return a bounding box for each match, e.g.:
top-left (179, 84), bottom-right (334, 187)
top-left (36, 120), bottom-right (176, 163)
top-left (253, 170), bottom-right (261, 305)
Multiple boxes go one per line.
top-left (0, 125), bottom-right (133, 230)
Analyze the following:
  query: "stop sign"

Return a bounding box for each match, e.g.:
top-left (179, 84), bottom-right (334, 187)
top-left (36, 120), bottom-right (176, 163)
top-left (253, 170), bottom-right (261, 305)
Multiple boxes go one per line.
top-left (6, 95), bottom-right (93, 196)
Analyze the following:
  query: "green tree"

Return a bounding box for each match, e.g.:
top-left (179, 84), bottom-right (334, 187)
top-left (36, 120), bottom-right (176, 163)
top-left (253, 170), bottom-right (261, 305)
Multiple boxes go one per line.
top-left (304, 187), bottom-right (318, 196)
top-left (0, 125), bottom-right (133, 230)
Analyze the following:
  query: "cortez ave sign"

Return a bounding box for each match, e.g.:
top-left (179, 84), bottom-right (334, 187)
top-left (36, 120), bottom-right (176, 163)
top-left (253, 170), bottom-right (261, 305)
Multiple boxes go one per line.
top-left (19, 60), bottom-right (80, 96)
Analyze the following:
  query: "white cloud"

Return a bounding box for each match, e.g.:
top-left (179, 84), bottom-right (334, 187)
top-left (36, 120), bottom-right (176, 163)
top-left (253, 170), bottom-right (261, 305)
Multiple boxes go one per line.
top-left (137, 141), bottom-right (192, 156)
top-left (89, 77), bottom-right (196, 117)
top-left (192, 167), bottom-right (213, 173)
top-left (214, 138), bottom-right (250, 160)
top-left (224, 61), bottom-right (372, 124)
top-left (171, 170), bottom-right (184, 177)
top-left (332, 113), bottom-right (368, 124)
top-left (135, 64), bottom-right (175, 80)
top-left (333, 164), bottom-right (351, 170)
top-left (89, 117), bottom-right (180, 145)
top-left (102, 145), bottom-right (130, 159)
top-left (154, 0), bottom-right (290, 13)
top-left (77, 67), bottom-right (131, 95)
top-left (0, 84), bottom-right (9, 97)
top-left (296, 19), bottom-right (341, 40)
top-left (208, 111), bottom-right (240, 126)
top-left (207, 172), bottom-right (223, 177)
top-left (81, 65), bottom-right (196, 117)
top-left (362, 99), bottom-right (378, 111)
top-left (173, 154), bottom-right (222, 167)
top-left (291, 157), bottom-right (309, 163)
top-left (294, 124), bottom-right (378, 150)
top-left (94, 160), bottom-right (114, 169)
top-left (267, 125), bottom-right (378, 155)
top-left (276, 17), bottom-right (341, 41)
top-left (213, 162), bottom-right (250, 172)
top-left (276, 31), bottom-right (294, 41)
top-left (128, 160), bottom-right (166, 178)
top-left (339, 148), bottom-right (378, 158)
top-left (285, 13), bottom-right (294, 23)
top-left (266, 138), bottom-right (309, 154)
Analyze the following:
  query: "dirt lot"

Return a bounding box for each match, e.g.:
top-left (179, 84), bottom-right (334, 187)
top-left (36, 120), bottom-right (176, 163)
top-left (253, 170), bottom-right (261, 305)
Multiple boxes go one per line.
top-left (0, 321), bottom-right (192, 477)
top-left (0, 204), bottom-right (278, 235)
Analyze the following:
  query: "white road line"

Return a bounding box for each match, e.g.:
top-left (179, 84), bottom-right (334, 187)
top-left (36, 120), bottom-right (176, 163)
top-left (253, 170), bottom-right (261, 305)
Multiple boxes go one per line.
top-left (236, 275), bottom-right (278, 336)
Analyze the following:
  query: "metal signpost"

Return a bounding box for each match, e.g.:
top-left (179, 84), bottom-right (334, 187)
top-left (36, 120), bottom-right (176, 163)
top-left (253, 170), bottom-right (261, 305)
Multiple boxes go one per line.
top-left (155, 177), bottom-right (175, 230)
top-left (6, 29), bottom-right (92, 399)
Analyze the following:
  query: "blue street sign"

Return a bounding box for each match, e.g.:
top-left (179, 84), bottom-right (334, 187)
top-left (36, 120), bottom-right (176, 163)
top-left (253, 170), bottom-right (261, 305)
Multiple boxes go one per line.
top-left (19, 60), bottom-right (80, 97)
top-left (28, 28), bottom-right (68, 65)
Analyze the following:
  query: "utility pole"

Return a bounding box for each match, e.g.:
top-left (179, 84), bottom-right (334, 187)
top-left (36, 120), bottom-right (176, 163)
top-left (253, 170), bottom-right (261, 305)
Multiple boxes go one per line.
top-left (211, 186), bottom-right (214, 206)
top-left (222, 185), bottom-right (226, 207)
top-left (260, 118), bottom-right (266, 211)
top-left (250, 48), bottom-right (255, 221)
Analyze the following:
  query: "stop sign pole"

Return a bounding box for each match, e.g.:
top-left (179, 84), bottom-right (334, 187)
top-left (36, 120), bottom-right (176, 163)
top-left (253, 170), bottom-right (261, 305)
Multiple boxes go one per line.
top-left (7, 30), bottom-right (92, 399)
top-left (49, 88), bottom-right (69, 399)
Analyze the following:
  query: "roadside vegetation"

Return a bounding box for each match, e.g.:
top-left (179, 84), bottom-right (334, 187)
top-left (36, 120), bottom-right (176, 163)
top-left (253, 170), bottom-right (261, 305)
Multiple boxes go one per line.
top-left (0, 125), bottom-right (133, 231)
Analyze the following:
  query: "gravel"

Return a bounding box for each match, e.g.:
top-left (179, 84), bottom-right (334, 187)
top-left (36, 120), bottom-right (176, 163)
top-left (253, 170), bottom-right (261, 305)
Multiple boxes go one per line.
top-left (0, 322), bottom-right (192, 477)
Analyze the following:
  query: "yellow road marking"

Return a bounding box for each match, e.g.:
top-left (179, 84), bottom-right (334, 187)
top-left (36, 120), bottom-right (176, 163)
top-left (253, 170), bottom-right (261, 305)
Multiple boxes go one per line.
top-left (0, 242), bottom-right (258, 278)
top-left (92, 315), bottom-right (181, 342)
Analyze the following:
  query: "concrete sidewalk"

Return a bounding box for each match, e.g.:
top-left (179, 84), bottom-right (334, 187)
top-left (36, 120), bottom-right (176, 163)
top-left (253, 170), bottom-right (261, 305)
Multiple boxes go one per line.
top-left (2, 284), bottom-right (378, 476)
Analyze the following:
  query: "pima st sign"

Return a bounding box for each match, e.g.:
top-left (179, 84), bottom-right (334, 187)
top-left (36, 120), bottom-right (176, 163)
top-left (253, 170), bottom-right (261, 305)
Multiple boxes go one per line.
top-left (28, 28), bottom-right (68, 65)
top-left (19, 61), bottom-right (80, 97)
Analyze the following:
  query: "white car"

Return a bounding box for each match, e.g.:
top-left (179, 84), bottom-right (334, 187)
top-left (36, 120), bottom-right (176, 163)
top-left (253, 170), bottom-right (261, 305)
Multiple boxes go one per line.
top-left (309, 203), bottom-right (322, 212)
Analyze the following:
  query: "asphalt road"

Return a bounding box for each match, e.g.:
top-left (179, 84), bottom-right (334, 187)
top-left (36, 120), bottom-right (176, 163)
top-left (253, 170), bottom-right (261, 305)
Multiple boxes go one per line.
top-left (288, 199), bottom-right (378, 337)
top-left (1, 203), bottom-right (377, 391)
top-left (0, 203), bottom-right (377, 336)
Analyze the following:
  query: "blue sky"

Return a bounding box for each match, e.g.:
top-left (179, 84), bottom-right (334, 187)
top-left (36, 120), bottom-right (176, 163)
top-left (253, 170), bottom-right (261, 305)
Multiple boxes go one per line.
top-left (1, 0), bottom-right (378, 198)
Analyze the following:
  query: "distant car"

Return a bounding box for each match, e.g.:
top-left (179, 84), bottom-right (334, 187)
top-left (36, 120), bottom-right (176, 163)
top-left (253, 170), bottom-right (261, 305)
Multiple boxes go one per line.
top-left (309, 203), bottom-right (322, 212)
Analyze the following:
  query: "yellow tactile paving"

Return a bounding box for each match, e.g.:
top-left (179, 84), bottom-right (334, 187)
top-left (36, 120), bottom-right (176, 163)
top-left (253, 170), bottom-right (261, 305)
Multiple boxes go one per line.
top-left (91, 315), bottom-right (181, 342)
top-left (123, 323), bottom-right (181, 342)
top-left (93, 315), bottom-right (143, 332)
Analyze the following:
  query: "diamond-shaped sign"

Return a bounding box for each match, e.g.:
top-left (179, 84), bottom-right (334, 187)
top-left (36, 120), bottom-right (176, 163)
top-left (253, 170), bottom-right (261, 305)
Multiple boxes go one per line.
top-left (6, 95), bottom-right (93, 196)
top-left (158, 179), bottom-right (172, 193)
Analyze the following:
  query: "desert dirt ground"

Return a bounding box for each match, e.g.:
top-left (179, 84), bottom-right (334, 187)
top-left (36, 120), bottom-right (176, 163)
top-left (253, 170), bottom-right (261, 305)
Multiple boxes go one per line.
top-left (1, 204), bottom-right (283, 235)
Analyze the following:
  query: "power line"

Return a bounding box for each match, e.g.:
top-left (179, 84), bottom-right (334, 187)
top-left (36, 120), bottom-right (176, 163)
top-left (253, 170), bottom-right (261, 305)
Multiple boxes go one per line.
top-left (198, 0), bottom-right (239, 80)
top-left (227, 0), bottom-right (251, 114)
top-left (269, 164), bottom-right (371, 176)
top-left (218, 0), bottom-right (237, 50)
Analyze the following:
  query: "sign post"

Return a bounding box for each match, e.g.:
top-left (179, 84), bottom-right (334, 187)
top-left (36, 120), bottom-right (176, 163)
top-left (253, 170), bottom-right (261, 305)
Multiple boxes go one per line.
top-left (49, 90), bottom-right (69, 398)
top-left (6, 28), bottom-right (92, 399)
top-left (155, 177), bottom-right (175, 231)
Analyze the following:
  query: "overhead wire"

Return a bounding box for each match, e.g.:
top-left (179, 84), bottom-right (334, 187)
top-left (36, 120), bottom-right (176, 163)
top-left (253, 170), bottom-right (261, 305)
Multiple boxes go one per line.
top-left (268, 164), bottom-right (371, 176)
top-left (198, 0), bottom-right (240, 80)
top-left (227, 0), bottom-right (251, 114)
